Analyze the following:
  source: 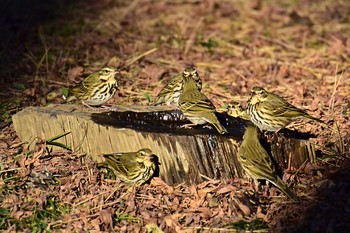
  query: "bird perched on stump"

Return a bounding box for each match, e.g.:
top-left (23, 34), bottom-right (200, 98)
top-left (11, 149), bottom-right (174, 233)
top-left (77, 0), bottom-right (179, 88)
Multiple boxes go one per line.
top-left (178, 71), bottom-right (227, 134)
top-left (154, 67), bottom-right (202, 106)
top-left (67, 67), bottom-right (119, 107)
top-left (227, 101), bottom-right (250, 121)
top-left (246, 86), bottom-right (323, 132)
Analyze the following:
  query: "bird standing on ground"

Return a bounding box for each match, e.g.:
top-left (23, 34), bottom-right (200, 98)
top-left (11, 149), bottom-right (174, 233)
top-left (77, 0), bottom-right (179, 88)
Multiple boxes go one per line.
top-left (98, 148), bottom-right (157, 185)
top-left (238, 125), bottom-right (299, 201)
top-left (178, 71), bottom-right (227, 134)
top-left (154, 67), bottom-right (202, 106)
top-left (67, 67), bottom-right (119, 107)
top-left (246, 86), bottom-right (323, 132)
top-left (227, 101), bottom-right (250, 120)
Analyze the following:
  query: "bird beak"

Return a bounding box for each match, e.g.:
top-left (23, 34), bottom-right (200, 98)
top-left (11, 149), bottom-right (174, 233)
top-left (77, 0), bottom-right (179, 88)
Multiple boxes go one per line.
top-left (113, 70), bottom-right (120, 78)
top-left (148, 154), bottom-right (160, 164)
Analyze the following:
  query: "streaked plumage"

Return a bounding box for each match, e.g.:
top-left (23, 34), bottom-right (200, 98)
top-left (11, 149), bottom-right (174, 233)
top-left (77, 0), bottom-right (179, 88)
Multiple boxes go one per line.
top-left (246, 86), bottom-right (323, 132)
top-left (178, 72), bottom-right (227, 134)
top-left (154, 67), bottom-right (202, 106)
top-left (98, 148), bottom-right (157, 185)
top-left (227, 101), bottom-right (250, 120)
top-left (68, 67), bottom-right (119, 107)
top-left (238, 125), bottom-right (298, 201)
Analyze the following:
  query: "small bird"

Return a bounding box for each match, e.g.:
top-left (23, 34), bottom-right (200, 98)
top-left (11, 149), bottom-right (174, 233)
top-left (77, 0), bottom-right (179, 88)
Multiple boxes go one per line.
top-left (98, 148), bottom-right (157, 185)
top-left (67, 67), bottom-right (119, 107)
top-left (238, 125), bottom-right (298, 201)
top-left (154, 67), bottom-right (202, 106)
top-left (246, 86), bottom-right (323, 132)
top-left (178, 72), bottom-right (227, 134)
top-left (227, 101), bottom-right (250, 120)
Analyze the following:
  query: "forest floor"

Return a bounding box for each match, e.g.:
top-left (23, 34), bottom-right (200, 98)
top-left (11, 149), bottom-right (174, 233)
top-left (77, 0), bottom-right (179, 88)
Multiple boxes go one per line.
top-left (0, 0), bottom-right (350, 232)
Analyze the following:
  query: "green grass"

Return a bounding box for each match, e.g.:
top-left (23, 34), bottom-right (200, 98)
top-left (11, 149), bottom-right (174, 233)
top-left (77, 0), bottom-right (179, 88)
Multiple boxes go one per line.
top-left (227, 218), bottom-right (269, 231)
top-left (0, 197), bottom-right (70, 232)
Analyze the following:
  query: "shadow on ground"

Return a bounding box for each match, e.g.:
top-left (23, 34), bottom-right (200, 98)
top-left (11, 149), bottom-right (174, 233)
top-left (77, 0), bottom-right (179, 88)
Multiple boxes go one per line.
top-left (294, 157), bottom-right (350, 233)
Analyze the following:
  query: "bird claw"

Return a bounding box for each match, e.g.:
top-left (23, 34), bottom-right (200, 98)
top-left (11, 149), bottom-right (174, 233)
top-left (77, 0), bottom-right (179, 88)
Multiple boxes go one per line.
top-left (264, 131), bottom-right (277, 143)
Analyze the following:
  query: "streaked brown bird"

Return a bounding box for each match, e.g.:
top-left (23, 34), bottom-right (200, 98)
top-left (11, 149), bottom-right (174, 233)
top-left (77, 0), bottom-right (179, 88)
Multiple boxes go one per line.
top-left (68, 67), bottom-right (119, 107)
top-left (227, 101), bottom-right (250, 121)
top-left (246, 86), bottom-right (323, 132)
top-left (238, 125), bottom-right (299, 201)
top-left (178, 72), bottom-right (227, 134)
top-left (154, 67), bottom-right (202, 106)
top-left (98, 148), bottom-right (157, 185)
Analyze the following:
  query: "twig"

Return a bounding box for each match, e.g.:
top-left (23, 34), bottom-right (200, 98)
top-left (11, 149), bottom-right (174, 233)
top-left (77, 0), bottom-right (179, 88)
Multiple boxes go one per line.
top-left (0, 168), bottom-right (21, 173)
top-left (184, 17), bottom-right (204, 55)
top-left (183, 226), bottom-right (270, 232)
top-left (195, 62), bottom-right (224, 68)
top-left (328, 64), bottom-right (342, 113)
top-left (231, 67), bottom-right (247, 80)
top-left (49, 213), bottom-right (100, 228)
top-left (257, 35), bottom-right (299, 52)
top-left (125, 48), bottom-right (158, 67)
top-left (73, 184), bottom-right (120, 207)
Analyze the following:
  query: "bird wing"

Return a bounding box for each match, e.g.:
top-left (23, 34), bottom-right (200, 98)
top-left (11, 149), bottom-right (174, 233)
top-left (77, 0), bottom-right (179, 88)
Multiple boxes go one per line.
top-left (103, 153), bottom-right (140, 176)
top-left (70, 82), bottom-right (87, 97)
top-left (239, 141), bottom-right (279, 183)
top-left (154, 75), bottom-right (182, 105)
top-left (265, 94), bottom-right (307, 118)
top-left (70, 75), bottom-right (98, 96)
top-left (180, 90), bottom-right (215, 112)
top-left (159, 75), bottom-right (182, 95)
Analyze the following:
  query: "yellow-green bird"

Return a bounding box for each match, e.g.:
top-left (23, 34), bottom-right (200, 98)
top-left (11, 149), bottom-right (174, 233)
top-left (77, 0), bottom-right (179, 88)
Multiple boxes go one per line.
top-left (178, 71), bottom-right (227, 134)
top-left (238, 125), bottom-right (299, 201)
top-left (227, 101), bottom-right (250, 121)
top-left (154, 67), bottom-right (202, 106)
top-left (98, 148), bottom-right (157, 185)
top-left (68, 67), bottom-right (119, 107)
top-left (246, 86), bottom-right (323, 132)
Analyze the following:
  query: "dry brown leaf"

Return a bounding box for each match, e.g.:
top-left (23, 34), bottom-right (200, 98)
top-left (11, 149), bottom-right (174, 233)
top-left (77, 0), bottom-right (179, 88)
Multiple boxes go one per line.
top-left (67, 66), bottom-right (84, 82)
top-left (146, 223), bottom-right (164, 233)
top-left (233, 197), bottom-right (251, 216)
top-left (99, 208), bottom-right (113, 228)
top-left (215, 184), bottom-right (237, 194)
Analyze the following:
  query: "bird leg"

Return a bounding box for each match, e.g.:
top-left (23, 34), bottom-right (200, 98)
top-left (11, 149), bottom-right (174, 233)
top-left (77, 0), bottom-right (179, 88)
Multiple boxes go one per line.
top-left (82, 102), bottom-right (98, 110)
top-left (263, 181), bottom-right (270, 196)
top-left (124, 184), bottom-right (137, 201)
top-left (180, 123), bottom-right (198, 129)
top-left (265, 131), bottom-right (278, 143)
top-left (100, 105), bottom-right (115, 110)
top-left (251, 179), bottom-right (261, 194)
top-left (203, 124), bottom-right (214, 130)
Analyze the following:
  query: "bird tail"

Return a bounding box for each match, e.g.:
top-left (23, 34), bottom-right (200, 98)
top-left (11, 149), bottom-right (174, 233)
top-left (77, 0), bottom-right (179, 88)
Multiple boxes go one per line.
top-left (153, 97), bottom-right (162, 106)
top-left (305, 114), bottom-right (324, 124)
top-left (275, 177), bottom-right (299, 202)
top-left (212, 121), bottom-right (228, 135)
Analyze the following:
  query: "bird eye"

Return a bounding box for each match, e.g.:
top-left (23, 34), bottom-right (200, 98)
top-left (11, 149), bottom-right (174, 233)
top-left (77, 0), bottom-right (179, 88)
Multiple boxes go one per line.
top-left (104, 70), bottom-right (109, 74)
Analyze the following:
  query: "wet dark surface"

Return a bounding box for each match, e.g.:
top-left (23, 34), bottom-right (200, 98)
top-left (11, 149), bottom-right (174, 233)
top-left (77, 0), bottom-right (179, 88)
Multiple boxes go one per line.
top-left (91, 109), bottom-right (314, 139)
top-left (91, 110), bottom-right (247, 137)
top-left (90, 109), bottom-right (316, 171)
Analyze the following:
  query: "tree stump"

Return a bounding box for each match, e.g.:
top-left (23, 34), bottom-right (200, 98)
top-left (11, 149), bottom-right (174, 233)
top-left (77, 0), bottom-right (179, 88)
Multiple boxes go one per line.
top-left (12, 104), bottom-right (316, 184)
